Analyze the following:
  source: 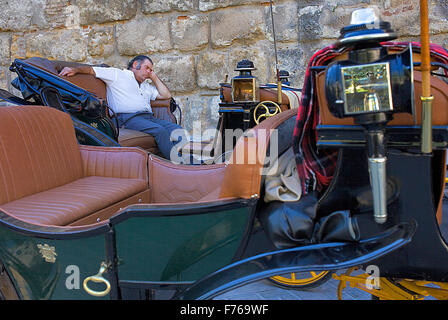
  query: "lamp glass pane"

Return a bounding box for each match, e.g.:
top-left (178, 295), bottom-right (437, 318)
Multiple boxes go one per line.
top-left (232, 79), bottom-right (255, 102)
top-left (341, 62), bottom-right (393, 115)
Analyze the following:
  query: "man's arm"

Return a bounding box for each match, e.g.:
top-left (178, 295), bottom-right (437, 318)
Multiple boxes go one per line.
top-left (149, 71), bottom-right (172, 100)
top-left (59, 66), bottom-right (95, 77)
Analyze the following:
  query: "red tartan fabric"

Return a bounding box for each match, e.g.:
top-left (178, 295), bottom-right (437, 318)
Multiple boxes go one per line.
top-left (293, 41), bottom-right (448, 194)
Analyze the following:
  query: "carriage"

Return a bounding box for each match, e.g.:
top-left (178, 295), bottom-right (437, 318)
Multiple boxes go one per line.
top-left (0, 7), bottom-right (447, 300)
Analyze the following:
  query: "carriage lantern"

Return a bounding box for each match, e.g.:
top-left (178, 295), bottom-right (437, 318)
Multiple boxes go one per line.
top-left (279, 70), bottom-right (291, 86)
top-left (324, 7), bottom-right (414, 224)
top-left (231, 59), bottom-right (260, 103)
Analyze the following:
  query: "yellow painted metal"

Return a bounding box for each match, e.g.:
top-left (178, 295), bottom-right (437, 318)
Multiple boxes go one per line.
top-left (253, 101), bottom-right (282, 124)
top-left (333, 267), bottom-right (448, 300)
top-left (270, 271), bottom-right (330, 287)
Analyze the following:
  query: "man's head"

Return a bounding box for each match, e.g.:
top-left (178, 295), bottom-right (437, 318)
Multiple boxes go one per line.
top-left (128, 55), bottom-right (154, 83)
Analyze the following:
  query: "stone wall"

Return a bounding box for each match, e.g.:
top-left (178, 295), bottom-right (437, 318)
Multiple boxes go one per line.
top-left (1, 0), bottom-right (447, 134)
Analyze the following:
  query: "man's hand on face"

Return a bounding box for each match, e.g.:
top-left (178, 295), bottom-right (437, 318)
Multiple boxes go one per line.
top-left (148, 69), bottom-right (158, 82)
top-left (58, 67), bottom-right (77, 77)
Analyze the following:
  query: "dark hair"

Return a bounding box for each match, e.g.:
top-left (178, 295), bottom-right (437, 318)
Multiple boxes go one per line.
top-left (127, 55), bottom-right (153, 70)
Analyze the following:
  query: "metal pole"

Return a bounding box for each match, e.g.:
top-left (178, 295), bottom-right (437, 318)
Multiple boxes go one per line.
top-left (420, 0), bottom-right (433, 153)
top-left (269, 0), bottom-right (282, 105)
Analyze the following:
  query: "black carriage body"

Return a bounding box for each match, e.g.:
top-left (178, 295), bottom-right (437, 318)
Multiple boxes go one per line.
top-left (7, 58), bottom-right (120, 146)
top-left (10, 58), bottom-right (106, 119)
top-left (316, 129), bottom-right (448, 282)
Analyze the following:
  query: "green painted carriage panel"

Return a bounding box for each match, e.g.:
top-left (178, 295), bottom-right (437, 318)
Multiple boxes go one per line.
top-left (0, 227), bottom-right (108, 300)
top-left (114, 207), bottom-right (250, 282)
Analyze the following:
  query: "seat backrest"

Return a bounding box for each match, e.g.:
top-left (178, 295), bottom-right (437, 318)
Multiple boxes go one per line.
top-left (145, 109), bottom-right (298, 204)
top-left (24, 57), bottom-right (108, 102)
top-left (219, 108), bottom-right (298, 199)
top-left (0, 106), bottom-right (84, 204)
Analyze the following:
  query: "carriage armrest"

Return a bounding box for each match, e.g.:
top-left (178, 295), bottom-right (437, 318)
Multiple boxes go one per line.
top-left (151, 99), bottom-right (178, 123)
top-left (151, 99), bottom-right (171, 108)
top-left (79, 145), bottom-right (149, 183)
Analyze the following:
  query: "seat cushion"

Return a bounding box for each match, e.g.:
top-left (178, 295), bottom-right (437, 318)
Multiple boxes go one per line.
top-left (118, 128), bottom-right (158, 153)
top-left (0, 176), bottom-right (147, 226)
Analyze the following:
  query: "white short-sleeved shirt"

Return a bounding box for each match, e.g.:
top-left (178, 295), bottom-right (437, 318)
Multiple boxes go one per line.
top-left (92, 66), bottom-right (159, 114)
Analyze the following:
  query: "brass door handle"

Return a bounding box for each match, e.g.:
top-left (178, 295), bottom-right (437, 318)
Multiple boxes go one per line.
top-left (83, 262), bottom-right (111, 297)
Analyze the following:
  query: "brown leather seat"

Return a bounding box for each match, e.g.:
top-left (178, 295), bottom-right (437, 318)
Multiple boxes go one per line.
top-left (22, 57), bottom-right (177, 153)
top-left (0, 105), bottom-right (297, 228)
top-left (0, 106), bottom-right (150, 226)
top-left (147, 109), bottom-right (299, 204)
top-left (118, 128), bottom-right (158, 154)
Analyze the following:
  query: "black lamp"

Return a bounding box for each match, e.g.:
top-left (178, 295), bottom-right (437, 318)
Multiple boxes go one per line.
top-left (231, 59), bottom-right (260, 103)
top-left (324, 7), bottom-right (414, 224)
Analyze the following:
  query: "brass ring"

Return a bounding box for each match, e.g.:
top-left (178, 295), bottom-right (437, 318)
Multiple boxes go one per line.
top-left (83, 262), bottom-right (111, 297)
top-left (420, 95), bottom-right (434, 101)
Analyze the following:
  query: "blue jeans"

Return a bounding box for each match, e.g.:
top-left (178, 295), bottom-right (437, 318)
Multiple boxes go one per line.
top-left (117, 112), bottom-right (185, 160)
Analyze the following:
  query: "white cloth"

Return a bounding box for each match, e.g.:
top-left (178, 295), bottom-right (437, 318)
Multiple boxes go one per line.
top-left (282, 90), bottom-right (301, 109)
top-left (92, 67), bottom-right (159, 114)
top-left (264, 147), bottom-right (302, 203)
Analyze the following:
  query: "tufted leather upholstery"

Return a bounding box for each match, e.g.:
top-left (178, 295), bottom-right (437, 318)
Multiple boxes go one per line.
top-left (0, 105), bottom-right (296, 227)
top-left (146, 109), bottom-right (299, 204)
top-left (148, 157), bottom-right (226, 203)
top-left (0, 106), bottom-right (149, 226)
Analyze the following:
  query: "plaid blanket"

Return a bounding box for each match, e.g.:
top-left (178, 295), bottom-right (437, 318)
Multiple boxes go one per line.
top-left (293, 41), bottom-right (448, 195)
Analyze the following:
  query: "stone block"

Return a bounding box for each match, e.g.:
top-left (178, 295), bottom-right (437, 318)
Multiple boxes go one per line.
top-left (210, 6), bottom-right (265, 48)
top-left (116, 17), bottom-right (172, 55)
top-left (367, 0), bottom-right (419, 36)
top-left (64, 5), bottom-right (81, 29)
top-left (0, 35), bottom-right (11, 65)
top-left (0, 0), bottom-right (48, 32)
top-left (228, 44), bottom-right (270, 84)
top-left (428, 1), bottom-right (448, 34)
top-left (196, 51), bottom-right (228, 89)
top-left (45, 0), bottom-right (71, 29)
top-left (172, 15), bottom-right (209, 52)
top-left (72, 0), bottom-right (138, 25)
top-left (276, 44), bottom-right (306, 89)
top-left (91, 55), bottom-right (130, 70)
top-left (298, 5), bottom-right (325, 41)
top-left (153, 55), bottom-right (196, 93)
top-left (0, 67), bottom-right (9, 91)
top-left (263, 2), bottom-right (299, 42)
top-left (10, 35), bottom-right (27, 60)
top-left (141, 0), bottom-right (196, 14)
top-left (298, 4), bottom-right (355, 42)
top-left (19, 30), bottom-right (87, 61)
top-left (88, 27), bottom-right (115, 57)
top-left (199, 0), bottom-right (260, 12)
